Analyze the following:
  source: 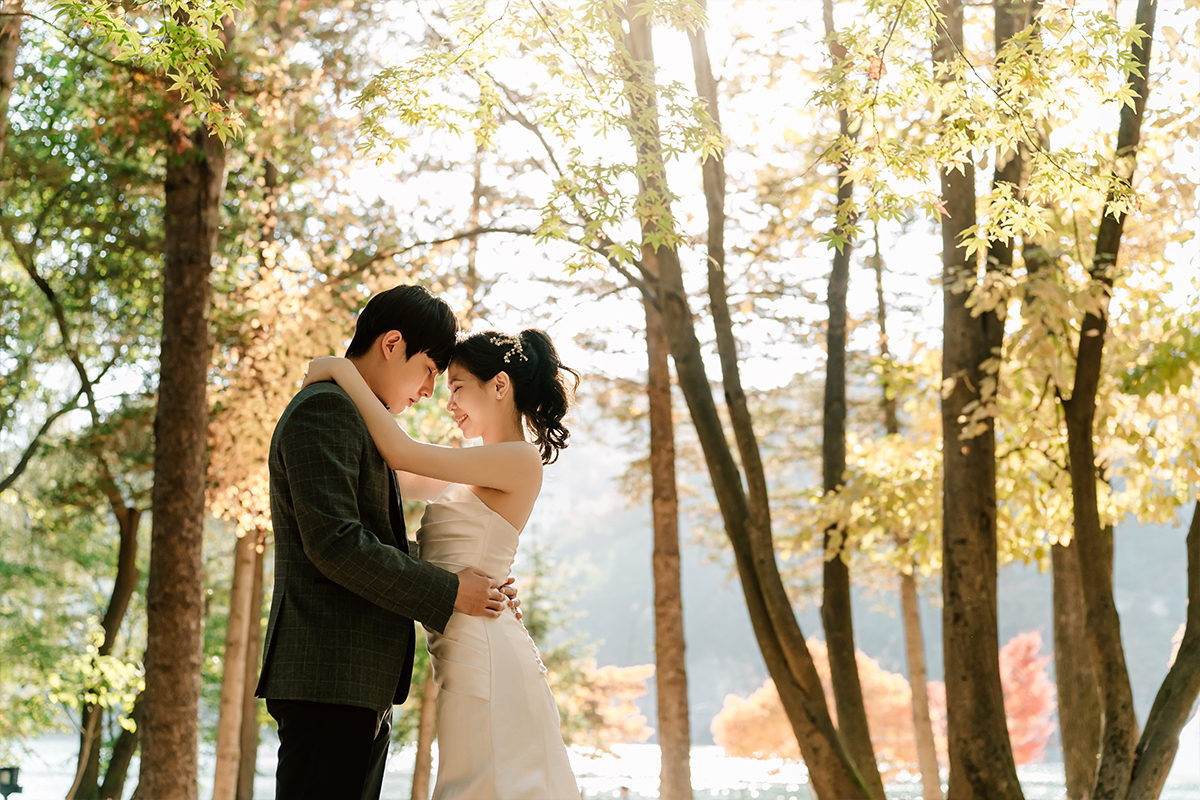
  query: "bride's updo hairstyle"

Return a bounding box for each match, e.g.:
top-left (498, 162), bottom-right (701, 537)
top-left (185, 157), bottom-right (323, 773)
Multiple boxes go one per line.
top-left (451, 329), bottom-right (580, 464)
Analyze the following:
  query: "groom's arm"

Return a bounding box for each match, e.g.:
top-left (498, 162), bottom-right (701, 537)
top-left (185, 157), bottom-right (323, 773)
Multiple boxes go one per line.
top-left (280, 389), bottom-right (459, 633)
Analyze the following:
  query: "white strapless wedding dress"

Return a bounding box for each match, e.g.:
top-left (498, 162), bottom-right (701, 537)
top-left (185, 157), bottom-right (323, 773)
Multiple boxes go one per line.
top-left (416, 483), bottom-right (581, 800)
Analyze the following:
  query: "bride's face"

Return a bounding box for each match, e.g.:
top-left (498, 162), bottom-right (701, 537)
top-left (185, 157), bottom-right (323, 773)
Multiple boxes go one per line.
top-left (445, 362), bottom-right (496, 439)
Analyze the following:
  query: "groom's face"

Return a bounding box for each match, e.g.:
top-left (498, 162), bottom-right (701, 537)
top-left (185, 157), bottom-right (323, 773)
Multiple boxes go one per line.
top-left (377, 332), bottom-right (440, 413)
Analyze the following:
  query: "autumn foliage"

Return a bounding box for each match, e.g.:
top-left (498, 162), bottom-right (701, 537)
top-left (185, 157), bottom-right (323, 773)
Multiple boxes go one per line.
top-left (999, 631), bottom-right (1057, 765)
top-left (711, 638), bottom-right (938, 779)
top-left (712, 632), bottom-right (1057, 776)
top-left (555, 661), bottom-right (656, 753)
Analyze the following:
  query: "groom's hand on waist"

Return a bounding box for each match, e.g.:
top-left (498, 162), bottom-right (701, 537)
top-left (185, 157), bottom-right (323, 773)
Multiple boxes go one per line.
top-left (454, 568), bottom-right (506, 618)
top-left (499, 577), bottom-right (522, 621)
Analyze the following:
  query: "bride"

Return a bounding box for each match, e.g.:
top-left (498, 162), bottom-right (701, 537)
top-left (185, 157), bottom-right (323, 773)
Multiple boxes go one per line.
top-left (303, 328), bottom-right (582, 800)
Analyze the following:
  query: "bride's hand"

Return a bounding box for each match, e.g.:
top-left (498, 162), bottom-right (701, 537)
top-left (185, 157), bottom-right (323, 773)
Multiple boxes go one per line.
top-left (301, 356), bottom-right (352, 390)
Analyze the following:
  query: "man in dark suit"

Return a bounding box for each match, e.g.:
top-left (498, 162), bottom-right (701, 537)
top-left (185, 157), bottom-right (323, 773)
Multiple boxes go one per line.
top-left (257, 285), bottom-right (508, 799)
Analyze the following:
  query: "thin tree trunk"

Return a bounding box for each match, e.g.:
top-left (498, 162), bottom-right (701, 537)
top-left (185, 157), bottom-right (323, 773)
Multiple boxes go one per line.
top-left (411, 670), bottom-right (439, 800)
top-left (1022, 196), bottom-right (1104, 800)
top-left (620, 4), bottom-right (867, 797)
top-left (1053, 541), bottom-right (1102, 799)
top-left (236, 539), bottom-right (265, 800)
top-left (1018, 133), bottom-right (1103, 798)
top-left (1126, 502), bottom-right (1200, 798)
top-left (872, 227), bottom-right (942, 800)
top-left (817, 65), bottom-right (881, 800)
top-left (935, 1), bottom-right (1022, 796)
top-left (67, 704), bottom-right (104, 800)
top-left (234, 162), bottom-right (276, 800)
top-left (819, 206), bottom-right (881, 798)
top-left (213, 530), bottom-right (260, 800)
top-left (463, 143), bottom-right (485, 325)
top-left (70, 504), bottom-right (143, 800)
top-left (817, 2), bottom-right (882, 794)
top-left (98, 693), bottom-right (143, 800)
top-left (870, 235), bottom-right (899, 434)
top-left (900, 572), bottom-right (943, 800)
top-left (140, 123), bottom-right (226, 800)
top-left (1060, 0), bottom-right (1156, 795)
top-left (0, 0), bottom-right (22, 167)
top-left (645, 298), bottom-right (692, 800)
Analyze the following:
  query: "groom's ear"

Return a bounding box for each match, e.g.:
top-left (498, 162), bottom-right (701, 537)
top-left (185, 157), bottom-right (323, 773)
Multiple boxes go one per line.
top-left (380, 330), bottom-right (406, 360)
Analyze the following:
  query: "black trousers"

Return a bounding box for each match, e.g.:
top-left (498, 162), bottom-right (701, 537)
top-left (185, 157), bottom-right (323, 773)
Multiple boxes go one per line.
top-left (267, 698), bottom-right (393, 800)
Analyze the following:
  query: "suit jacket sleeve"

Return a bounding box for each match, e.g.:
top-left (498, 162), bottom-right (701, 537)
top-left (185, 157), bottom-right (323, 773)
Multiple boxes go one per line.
top-left (279, 389), bottom-right (458, 634)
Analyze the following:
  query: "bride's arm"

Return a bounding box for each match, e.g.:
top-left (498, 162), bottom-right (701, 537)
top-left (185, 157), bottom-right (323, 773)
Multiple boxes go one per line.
top-left (302, 357), bottom-right (540, 493)
top-left (396, 470), bottom-right (449, 503)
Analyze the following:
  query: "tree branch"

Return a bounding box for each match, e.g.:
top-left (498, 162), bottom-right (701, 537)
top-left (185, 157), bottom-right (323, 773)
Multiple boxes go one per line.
top-left (0, 389), bottom-right (85, 494)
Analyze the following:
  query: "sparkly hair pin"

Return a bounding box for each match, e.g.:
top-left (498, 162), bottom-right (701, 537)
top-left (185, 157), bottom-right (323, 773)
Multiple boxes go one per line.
top-left (490, 333), bottom-right (529, 364)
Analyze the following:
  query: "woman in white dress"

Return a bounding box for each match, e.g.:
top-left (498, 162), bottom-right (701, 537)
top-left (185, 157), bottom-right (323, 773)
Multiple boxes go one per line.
top-left (303, 328), bottom-right (582, 800)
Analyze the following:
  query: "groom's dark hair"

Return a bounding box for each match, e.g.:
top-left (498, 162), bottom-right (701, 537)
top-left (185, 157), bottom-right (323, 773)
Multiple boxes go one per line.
top-left (344, 284), bottom-right (459, 370)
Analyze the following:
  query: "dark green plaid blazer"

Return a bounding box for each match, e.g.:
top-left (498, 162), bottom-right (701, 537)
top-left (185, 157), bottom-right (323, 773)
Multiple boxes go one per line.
top-left (255, 381), bottom-right (458, 712)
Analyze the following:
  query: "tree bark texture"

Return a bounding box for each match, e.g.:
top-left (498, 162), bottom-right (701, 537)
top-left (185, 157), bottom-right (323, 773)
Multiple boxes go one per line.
top-left (236, 541), bottom-right (265, 800)
top-left (0, 0), bottom-right (22, 167)
top-left (621, 4), bottom-right (868, 797)
top-left (645, 297), bottom-right (693, 800)
top-left (1126, 502), bottom-right (1200, 798)
top-left (411, 670), bottom-right (439, 800)
top-left (139, 124), bottom-right (226, 800)
top-left (1061, 0), bottom-right (1156, 795)
top-left (213, 530), bottom-right (260, 800)
top-left (1052, 541), bottom-right (1103, 800)
top-left (935, 1), bottom-right (1022, 797)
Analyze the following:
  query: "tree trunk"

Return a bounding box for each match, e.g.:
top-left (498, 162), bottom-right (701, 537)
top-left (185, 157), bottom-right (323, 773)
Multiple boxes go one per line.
top-left (817, 1), bottom-right (881, 793)
top-left (1053, 541), bottom-right (1103, 799)
top-left (621, 4), bottom-right (867, 797)
top-left (1060, 0), bottom-right (1156, 795)
top-left (70, 505), bottom-right (143, 800)
top-left (139, 123), bottom-right (226, 800)
top-left (817, 79), bottom-right (881, 800)
top-left (463, 143), bottom-right (485, 324)
top-left (1126, 502), bottom-right (1200, 798)
top-left (411, 670), bottom-right (439, 800)
top-left (935, 1), bottom-right (1022, 796)
top-left (236, 540), bottom-right (265, 800)
top-left (98, 694), bottom-right (143, 800)
top-left (819, 202), bottom-right (882, 799)
top-left (213, 530), bottom-right (260, 800)
top-left (872, 226), bottom-right (943, 800)
top-left (0, 0), bottom-right (21, 167)
top-left (645, 298), bottom-right (692, 800)
top-left (1021, 192), bottom-right (1103, 800)
top-left (901, 572), bottom-right (943, 800)
top-left (67, 705), bottom-right (104, 800)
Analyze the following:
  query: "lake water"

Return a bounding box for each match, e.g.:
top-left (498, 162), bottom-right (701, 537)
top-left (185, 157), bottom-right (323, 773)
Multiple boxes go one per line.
top-left (10, 726), bottom-right (1200, 800)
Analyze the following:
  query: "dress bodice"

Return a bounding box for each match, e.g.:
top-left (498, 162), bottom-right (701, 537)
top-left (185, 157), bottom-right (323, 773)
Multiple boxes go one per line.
top-left (416, 483), bottom-right (519, 582)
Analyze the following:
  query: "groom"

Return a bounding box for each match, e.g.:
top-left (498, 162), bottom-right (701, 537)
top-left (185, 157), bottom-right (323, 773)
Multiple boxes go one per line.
top-left (256, 284), bottom-right (509, 799)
